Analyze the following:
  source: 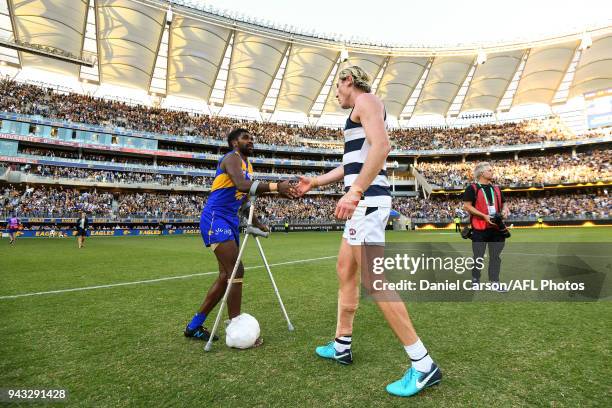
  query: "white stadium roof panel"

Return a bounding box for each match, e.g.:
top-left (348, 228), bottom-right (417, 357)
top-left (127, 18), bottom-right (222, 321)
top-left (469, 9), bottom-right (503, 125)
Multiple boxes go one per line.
top-left (569, 34), bottom-right (612, 99)
top-left (275, 44), bottom-right (338, 114)
top-left (224, 31), bottom-right (288, 108)
top-left (413, 55), bottom-right (474, 116)
top-left (96, 0), bottom-right (166, 89)
top-left (11, 0), bottom-right (88, 75)
top-left (512, 40), bottom-right (579, 107)
top-left (376, 56), bottom-right (429, 117)
top-left (166, 14), bottom-right (231, 100)
top-left (1, 1), bottom-right (610, 115)
top-left (461, 50), bottom-right (524, 113)
top-left (322, 52), bottom-right (386, 114)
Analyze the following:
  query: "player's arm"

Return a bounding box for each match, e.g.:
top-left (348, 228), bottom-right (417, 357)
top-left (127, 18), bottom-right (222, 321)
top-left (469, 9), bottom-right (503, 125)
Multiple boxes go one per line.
top-left (222, 154), bottom-right (295, 198)
top-left (296, 165), bottom-right (344, 196)
top-left (351, 94), bottom-right (391, 195)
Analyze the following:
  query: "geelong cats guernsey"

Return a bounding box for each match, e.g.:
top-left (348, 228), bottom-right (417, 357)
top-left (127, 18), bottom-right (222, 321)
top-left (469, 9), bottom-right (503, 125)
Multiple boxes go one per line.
top-left (342, 108), bottom-right (392, 207)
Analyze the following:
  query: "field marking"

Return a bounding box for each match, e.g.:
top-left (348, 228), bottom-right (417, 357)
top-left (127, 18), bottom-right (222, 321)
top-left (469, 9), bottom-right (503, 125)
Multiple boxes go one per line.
top-left (0, 255), bottom-right (337, 300)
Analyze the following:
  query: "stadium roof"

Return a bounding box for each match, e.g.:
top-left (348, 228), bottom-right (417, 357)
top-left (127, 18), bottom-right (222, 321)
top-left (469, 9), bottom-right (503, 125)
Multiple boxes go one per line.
top-left (0, 0), bottom-right (611, 119)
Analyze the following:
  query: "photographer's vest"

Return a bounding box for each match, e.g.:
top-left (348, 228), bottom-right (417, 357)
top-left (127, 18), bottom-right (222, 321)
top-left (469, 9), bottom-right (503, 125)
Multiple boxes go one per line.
top-left (470, 183), bottom-right (502, 231)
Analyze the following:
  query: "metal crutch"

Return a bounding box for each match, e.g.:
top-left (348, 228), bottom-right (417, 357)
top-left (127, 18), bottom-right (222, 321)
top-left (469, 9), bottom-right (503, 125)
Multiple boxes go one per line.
top-left (204, 196), bottom-right (294, 352)
top-left (251, 229), bottom-right (294, 332)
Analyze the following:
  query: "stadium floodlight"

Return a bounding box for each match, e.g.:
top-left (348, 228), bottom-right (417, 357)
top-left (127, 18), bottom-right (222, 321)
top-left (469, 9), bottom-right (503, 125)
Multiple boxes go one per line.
top-left (580, 32), bottom-right (592, 50)
top-left (340, 49), bottom-right (349, 62)
top-left (477, 49), bottom-right (487, 65)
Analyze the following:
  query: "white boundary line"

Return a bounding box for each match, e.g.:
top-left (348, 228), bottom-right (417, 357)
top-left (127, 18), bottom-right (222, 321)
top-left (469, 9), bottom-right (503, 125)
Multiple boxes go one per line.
top-left (0, 255), bottom-right (337, 300)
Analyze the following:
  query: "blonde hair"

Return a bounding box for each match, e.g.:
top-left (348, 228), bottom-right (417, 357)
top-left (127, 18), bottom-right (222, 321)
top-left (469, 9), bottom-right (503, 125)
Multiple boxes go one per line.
top-left (473, 162), bottom-right (491, 181)
top-left (338, 65), bottom-right (372, 93)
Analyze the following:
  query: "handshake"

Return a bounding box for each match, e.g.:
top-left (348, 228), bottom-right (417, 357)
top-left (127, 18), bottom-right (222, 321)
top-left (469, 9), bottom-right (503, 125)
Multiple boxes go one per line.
top-left (274, 176), bottom-right (320, 199)
top-left (274, 176), bottom-right (360, 220)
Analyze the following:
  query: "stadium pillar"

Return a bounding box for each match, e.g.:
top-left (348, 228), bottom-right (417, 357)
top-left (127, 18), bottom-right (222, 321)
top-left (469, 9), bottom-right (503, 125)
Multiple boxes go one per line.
top-left (514, 152), bottom-right (518, 160)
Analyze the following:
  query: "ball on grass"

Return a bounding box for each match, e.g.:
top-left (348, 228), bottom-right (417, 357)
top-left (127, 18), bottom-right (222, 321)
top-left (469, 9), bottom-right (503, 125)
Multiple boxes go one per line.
top-left (225, 313), bottom-right (260, 349)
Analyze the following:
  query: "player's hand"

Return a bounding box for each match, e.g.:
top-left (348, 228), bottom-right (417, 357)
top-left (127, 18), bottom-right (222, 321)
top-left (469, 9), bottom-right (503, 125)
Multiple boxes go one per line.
top-left (335, 190), bottom-right (361, 220)
top-left (278, 180), bottom-right (297, 199)
top-left (295, 176), bottom-right (314, 197)
top-left (254, 221), bottom-right (269, 232)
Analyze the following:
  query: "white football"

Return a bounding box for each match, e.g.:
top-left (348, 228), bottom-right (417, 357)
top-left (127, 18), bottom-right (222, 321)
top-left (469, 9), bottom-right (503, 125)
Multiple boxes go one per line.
top-left (225, 313), bottom-right (260, 349)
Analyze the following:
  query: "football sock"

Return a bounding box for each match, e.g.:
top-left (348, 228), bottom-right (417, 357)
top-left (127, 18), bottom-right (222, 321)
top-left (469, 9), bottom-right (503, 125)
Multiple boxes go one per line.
top-left (187, 312), bottom-right (207, 330)
top-left (334, 335), bottom-right (352, 353)
top-left (404, 338), bottom-right (434, 372)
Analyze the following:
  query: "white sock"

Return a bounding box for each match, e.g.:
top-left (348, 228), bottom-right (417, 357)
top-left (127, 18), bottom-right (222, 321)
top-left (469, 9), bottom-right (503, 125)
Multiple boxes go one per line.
top-left (404, 338), bottom-right (434, 372)
top-left (334, 335), bottom-right (352, 353)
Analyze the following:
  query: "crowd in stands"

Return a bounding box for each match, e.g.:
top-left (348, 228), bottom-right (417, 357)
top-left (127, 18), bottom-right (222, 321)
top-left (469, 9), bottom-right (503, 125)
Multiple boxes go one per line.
top-left (3, 160), bottom-right (346, 191)
top-left (394, 192), bottom-right (610, 220)
top-left (257, 196), bottom-right (338, 223)
top-left (16, 146), bottom-right (338, 171)
top-left (390, 117), bottom-right (581, 150)
top-left (2, 184), bottom-right (608, 221)
top-left (115, 192), bottom-right (205, 218)
top-left (17, 164), bottom-right (213, 187)
top-left (417, 149), bottom-right (611, 188)
top-left (1, 79), bottom-right (594, 151)
top-left (2, 185), bottom-right (114, 217)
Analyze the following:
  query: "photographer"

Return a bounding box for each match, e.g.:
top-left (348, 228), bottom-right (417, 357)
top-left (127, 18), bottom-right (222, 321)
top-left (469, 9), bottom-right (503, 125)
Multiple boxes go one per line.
top-left (462, 162), bottom-right (510, 289)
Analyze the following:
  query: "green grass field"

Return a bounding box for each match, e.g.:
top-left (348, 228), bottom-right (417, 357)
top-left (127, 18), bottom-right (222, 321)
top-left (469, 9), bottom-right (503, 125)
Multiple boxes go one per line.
top-left (1, 228), bottom-right (611, 407)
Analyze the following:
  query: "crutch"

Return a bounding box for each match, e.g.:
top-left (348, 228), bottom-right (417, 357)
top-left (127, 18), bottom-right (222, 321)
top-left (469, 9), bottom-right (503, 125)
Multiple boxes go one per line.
top-left (204, 195), bottom-right (294, 352)
top-left (251, 227), bottom-right (294, 332)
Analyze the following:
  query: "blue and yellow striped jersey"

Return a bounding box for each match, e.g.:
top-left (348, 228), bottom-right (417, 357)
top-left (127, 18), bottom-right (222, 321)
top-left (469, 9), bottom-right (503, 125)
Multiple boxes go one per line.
top-left (204, 151), bottom-right (253, 216)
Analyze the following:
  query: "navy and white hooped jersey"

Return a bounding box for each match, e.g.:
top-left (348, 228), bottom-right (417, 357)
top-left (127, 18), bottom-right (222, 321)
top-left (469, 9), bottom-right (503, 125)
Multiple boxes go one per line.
top-left (342, 108), bottom-right (392, 207)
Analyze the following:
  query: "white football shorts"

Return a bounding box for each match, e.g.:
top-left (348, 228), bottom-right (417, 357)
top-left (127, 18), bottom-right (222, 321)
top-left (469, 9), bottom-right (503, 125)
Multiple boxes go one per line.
top-left (342, 204), bottom-right (390, 246)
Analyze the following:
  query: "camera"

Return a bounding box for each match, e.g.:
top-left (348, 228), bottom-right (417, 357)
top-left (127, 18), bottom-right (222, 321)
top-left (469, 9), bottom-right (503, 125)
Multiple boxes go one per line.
top-left (491, 213), bottom-right (511, 238)
top-left (461, 214), bottom-right (511, 239)
top-left (461, 226), bottom-right (472, 239)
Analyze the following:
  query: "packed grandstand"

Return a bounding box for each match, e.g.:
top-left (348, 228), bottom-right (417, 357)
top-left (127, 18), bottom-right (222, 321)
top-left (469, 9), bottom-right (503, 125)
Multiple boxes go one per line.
top-left (1, 79), bottom-right (610, 232)
top-left (0, 0), bottom-right (610, 234)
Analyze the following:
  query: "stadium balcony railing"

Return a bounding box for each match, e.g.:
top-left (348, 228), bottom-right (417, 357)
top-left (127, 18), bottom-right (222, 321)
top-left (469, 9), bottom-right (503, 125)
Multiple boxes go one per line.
top-left (1, 112), bottom-right (610, 158)
top-left (0, 135), bottom-right (342, 170)
top-left (410, 166), bottom-right (433, 198)
top-left (7, 172), bottom-right (210, 192)
top-left (1, 154), bottom-right (314, 181)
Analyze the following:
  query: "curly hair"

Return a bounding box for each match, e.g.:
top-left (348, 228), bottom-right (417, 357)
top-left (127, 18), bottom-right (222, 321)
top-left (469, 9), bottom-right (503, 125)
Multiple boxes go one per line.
top-left (338, 65), bottom-right (372, 93)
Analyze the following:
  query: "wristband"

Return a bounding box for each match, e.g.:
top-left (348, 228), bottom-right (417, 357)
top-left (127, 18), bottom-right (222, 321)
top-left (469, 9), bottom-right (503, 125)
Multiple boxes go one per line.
top-left (249, 180), bottom-right (261, 196)
top-left (269, 182), bottom-right (278, 192)
top-left (311, 177), bottom-right (318, 188)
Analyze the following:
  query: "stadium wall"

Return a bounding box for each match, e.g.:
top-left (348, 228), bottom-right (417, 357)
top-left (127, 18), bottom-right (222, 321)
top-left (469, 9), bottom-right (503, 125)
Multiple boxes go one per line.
top-left (3, 228), bottom-right (201, 238)
top-left (414, 219), bottom-right (612, 230)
